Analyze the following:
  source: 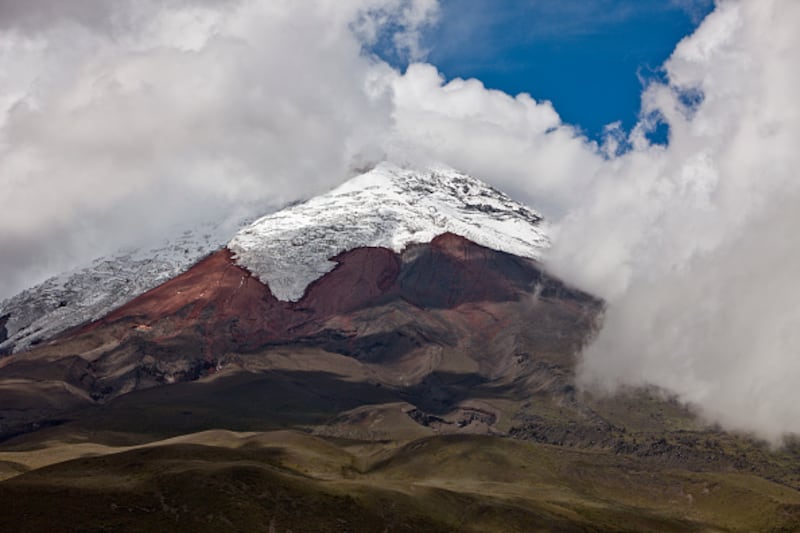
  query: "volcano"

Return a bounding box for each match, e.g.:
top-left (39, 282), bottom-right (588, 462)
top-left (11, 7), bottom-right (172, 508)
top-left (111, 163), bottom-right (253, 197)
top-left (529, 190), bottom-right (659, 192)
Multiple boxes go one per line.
top-left (1, 164), bottom-right (800, 532)
top-left (0, 163), bottom-right (591, 433)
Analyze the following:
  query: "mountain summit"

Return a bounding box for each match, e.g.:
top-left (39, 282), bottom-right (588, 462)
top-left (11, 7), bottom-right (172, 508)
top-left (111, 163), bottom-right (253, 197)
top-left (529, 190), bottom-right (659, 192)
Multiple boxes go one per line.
top-left (230, 162), bottom-right (550, 301)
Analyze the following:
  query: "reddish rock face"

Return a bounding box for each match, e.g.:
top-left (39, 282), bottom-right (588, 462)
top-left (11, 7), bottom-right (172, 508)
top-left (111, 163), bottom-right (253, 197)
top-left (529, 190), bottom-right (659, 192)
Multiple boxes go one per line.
top-left (83, 233), bottom-right (572, 350)
top-left (84, 246), bottom-right (400, 353)
top-left (300, 246), bottom-right (401, 316)
top-left (398, 233), bottom-right (541, 308)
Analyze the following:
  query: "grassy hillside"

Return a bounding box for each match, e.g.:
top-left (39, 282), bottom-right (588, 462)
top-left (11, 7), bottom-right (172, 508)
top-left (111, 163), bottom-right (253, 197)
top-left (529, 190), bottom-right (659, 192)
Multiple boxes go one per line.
top-left (2, 422), bottom-right (800, 531)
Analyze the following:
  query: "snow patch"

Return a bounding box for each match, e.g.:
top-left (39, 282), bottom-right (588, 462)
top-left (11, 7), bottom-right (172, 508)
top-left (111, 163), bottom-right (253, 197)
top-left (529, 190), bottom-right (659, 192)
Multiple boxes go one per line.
top-left (0, 216), bottom-right (252, 354)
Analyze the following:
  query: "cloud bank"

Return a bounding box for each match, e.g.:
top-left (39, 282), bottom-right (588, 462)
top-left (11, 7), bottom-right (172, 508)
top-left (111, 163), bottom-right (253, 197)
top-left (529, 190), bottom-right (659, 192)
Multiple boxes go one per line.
top-left (552, 0), bottom-right (800, 441)
top-left (385, 0), bottom-right (800, 441)
top-left (2, 0), bottom-right (799, 440)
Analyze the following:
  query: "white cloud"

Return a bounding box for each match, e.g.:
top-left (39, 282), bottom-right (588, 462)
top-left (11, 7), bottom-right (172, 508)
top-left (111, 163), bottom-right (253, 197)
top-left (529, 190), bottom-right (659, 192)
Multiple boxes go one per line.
top-left (547, 0), bottom-right (800, 441)
top-left (0, 0), bottom-right (437, 298)
top-left (380, 0), bottom-right (800, 441)
top-left (386, 63), bottom-right (601, 214)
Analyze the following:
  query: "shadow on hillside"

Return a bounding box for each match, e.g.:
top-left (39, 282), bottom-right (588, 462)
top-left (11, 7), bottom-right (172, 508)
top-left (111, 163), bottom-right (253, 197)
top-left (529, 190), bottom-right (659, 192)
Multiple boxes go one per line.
top-left (3, 368), bottom-right (518, 442)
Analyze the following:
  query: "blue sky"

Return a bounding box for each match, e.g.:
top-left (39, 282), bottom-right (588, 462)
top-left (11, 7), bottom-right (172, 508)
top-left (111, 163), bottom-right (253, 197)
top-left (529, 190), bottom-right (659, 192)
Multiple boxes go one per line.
top-left (389, 0), bottom-right (714, 143)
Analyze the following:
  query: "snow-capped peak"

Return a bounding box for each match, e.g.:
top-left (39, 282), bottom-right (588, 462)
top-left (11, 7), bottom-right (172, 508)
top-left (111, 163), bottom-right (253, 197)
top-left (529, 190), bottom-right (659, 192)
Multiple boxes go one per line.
top-left (0, 163), bottom-right (549, 355)
top-left (228, 162), bottom-right (550, 301)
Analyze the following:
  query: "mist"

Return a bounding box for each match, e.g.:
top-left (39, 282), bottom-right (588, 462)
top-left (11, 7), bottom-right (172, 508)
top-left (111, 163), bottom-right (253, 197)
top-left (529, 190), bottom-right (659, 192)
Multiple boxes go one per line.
top-left (385, 0), bottom-right (800, 441)
top-left (551, 0), bottom-right (800, 441)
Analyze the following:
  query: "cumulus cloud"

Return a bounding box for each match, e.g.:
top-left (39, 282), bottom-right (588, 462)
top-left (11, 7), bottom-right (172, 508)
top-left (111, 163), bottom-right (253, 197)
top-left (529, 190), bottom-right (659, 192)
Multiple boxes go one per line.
top-left (549, 0), bottom-right (800, 441)
top-left (0, 0), bottom-right (437, 298)
top-left (385, 63), bottom-right (601, 214)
